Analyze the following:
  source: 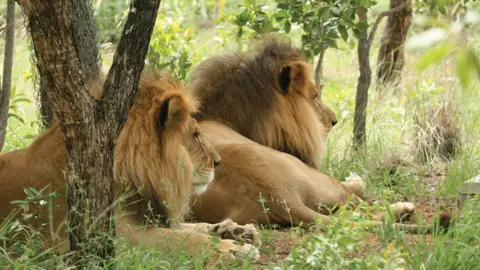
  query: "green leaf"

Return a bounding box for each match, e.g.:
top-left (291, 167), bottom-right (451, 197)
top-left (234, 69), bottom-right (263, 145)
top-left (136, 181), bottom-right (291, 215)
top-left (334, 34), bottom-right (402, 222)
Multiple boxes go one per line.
top-left (284, 20), bottom-right (291, 33)
top-left (275, 10), bottom-right (288, 21)
top-left (12, 98), bottom-right (32, 104)
top-left (10, 200), bottom-right (30, 205)
top-left (8, 113), bottom-right (25, 124)
top-left (24, 187), bottom-right (38, 198)
top-left (352, 28), bottom-right (361, 39)
top-left (235, 11), bottom-right (250, 26)
top-left (455, 48), bottom-right (474, 91)
top-left (355, 22), bottom-right (369, 31)
top-left (338, 24), bottom-right (348, 41)
top-left (254, 15), bottom-right (265, 23)
top-left (415, 42), bottom-right (454, 71)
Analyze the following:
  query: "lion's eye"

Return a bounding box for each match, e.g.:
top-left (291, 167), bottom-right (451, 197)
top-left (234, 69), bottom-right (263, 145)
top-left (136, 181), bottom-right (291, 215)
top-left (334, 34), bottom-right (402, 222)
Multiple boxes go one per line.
top-left (193, 131), bottom-right (200, 138)
top-left (313, 92), bottom-right (319, 99)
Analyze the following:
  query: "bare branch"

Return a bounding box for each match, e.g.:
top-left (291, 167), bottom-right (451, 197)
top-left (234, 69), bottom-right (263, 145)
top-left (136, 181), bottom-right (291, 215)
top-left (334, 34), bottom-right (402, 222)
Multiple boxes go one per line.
top-left (102, 0), bottom-right (162, 136)
top-left (0, 0), bottom-right (16, 151)
top-left (367, 0), bottom-right (411, 48)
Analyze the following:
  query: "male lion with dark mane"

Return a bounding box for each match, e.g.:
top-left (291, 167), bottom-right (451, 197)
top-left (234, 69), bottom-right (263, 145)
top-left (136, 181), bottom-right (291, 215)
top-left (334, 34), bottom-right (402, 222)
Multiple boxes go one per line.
top-left (188, 37), bottom-right (450, 232)
top-left (0, 72), bottom-right (260, 262)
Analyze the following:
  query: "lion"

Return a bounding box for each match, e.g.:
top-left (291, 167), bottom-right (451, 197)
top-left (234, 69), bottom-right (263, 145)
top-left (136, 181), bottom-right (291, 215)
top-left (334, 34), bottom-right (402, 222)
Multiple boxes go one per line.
top-left (0, 72), bottom-right (260, 263)
top-left (188, 37), bottom-right (450, 232)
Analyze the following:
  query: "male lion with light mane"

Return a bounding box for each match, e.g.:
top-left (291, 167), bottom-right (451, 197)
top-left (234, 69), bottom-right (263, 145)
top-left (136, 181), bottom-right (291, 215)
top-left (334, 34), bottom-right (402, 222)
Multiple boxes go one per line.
top-left (0, 72), bottom-right (260, 262)
top-left (188, 37), bottom-right (450, 232)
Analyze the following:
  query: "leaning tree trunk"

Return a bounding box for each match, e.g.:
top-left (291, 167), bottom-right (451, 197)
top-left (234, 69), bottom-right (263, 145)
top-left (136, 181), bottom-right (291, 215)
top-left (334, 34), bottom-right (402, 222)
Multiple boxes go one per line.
top-left (36, 0), bottom-right (101, 127)
top-left (353, 7), bottom-right (371, 150)
top-left (0, 0), bottom-right (16, 151)
top-left (17, 0), bottom-right (161, 267)
top-left (376, 0), bottom-right (412, 91)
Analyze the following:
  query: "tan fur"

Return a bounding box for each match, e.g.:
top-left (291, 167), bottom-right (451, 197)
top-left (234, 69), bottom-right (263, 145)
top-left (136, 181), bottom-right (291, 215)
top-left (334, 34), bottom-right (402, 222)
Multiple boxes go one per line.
top-left (188, 37), bottom-right (449, 233)
top-left (0, 72), bottom-right (260, 262)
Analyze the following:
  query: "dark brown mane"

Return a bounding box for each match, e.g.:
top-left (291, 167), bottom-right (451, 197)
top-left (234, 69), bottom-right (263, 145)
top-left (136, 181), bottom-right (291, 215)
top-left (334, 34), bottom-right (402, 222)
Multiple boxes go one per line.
top-left (188, 36), bottom-right (328, 168)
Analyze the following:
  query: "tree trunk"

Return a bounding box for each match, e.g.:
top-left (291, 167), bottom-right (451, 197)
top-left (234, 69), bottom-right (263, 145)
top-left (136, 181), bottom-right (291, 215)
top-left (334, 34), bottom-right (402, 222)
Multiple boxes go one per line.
top-left (376, 0), bottom-right (412, 90)
top-left (199, 0), bottom-right (208, 20)
top-left (38, 80), bottom-right (54, 127)
top-left (17, 0), bottom-right (161, 267)
top-left (36, 0), bottom-right (101, 128)
top-left (314, 45), bottom-right (327, 97)
top-left (353, 8), bottom-right (371, 150)
top-left (0, 0), bottom-right (16, 151)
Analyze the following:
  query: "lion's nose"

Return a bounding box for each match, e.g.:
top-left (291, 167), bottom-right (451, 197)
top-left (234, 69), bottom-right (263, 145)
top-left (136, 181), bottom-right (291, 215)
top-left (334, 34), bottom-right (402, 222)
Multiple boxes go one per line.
top-left (331, 120), bottom-right (338, 127)
top-left (213, 159), bottom-right (221, 168)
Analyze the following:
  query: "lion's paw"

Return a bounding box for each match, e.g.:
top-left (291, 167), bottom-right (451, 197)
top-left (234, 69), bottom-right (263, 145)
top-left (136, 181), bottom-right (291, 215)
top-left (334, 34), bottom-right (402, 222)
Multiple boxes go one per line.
top-left (343, 172), bottom-right (367, 197)
top-left (389, 202), bottom-right (415, 223)
top-left (221, 240), bottom-right (260, 262)
top-left (211, 219), bottom-right (261, 246)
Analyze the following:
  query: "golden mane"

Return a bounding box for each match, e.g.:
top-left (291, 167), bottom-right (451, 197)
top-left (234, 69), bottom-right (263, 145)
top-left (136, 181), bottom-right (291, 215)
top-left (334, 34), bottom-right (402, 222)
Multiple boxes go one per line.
top-left (114, 72), bottom-right (199, 226)
top-left (189, 37), bottom-right (330, 168)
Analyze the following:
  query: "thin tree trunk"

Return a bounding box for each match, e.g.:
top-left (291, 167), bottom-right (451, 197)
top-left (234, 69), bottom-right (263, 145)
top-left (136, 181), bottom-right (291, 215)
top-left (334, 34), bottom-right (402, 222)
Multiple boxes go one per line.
top-left (314, 45), bottom-right (327, 96)
top-left (17, 0), bottom-right (161, 267)
top-left (0, 0), bottom-right (16, 151)
top-left (376, 0), bottom-right (412, 91)
top-left (37, 0), bottom-right (101, 127)
top-left (212, 0), bottom-right (220, 19)
top-left (199, 0), bottom-right (208, 20)
top-left (353, 8), bottom-right (371, 150)
top-left (352, 3), bottom-right (411, 150)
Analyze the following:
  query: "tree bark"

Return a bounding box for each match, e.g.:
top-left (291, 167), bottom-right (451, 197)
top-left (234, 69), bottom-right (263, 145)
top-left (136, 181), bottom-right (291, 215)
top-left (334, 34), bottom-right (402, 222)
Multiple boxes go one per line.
top-left (16, 0), bottom-right (161, 266)
top-left (353, 8), bottom-right (371, 150)
top-left (314, 45), bottom-right (327, 97)
top-left (0, 0), bottom-right (16, 151)
top-left (376, 0), bottom-right (412, 90)
top-left (352, 3), bottom-right (411, 150)
top-left (37, 0), bottom-right (101, 127)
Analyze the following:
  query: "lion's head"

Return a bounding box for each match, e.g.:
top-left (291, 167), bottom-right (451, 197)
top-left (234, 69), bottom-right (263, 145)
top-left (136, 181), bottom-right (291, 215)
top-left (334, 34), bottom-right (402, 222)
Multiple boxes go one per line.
top-left (113, 72), bottom-right (220, 226)
top-left (188, 37), bottom-right (336, 169)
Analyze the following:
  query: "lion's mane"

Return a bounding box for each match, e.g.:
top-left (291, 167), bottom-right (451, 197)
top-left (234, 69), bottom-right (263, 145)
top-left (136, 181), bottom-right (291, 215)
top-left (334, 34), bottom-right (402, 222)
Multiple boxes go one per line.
top-left (113, 72), bottom-right (199, 226)
top-left (189, 37), bottom-right (329, 168)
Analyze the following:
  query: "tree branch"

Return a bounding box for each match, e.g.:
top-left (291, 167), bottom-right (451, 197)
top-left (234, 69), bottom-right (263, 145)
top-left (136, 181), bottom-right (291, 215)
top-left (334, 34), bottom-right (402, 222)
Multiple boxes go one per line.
top-left (0, 0), bottom-right (16, 151)
top-left (367, 0), bottom-right (410, 48)
top-left (102, 0), bottom-right (161, 137)
top-left (17, 0), bottom-right (95, 124)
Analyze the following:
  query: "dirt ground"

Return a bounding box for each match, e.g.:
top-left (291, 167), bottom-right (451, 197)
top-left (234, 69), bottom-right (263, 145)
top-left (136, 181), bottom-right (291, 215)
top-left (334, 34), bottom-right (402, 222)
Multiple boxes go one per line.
top-left (255, 196), bottom-right (457, 266)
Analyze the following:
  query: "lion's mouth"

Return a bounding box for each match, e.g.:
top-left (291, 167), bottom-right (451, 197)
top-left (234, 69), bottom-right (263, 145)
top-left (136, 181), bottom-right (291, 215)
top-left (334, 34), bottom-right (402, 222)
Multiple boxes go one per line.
top-left (193, 170), bottom-right (215, 194)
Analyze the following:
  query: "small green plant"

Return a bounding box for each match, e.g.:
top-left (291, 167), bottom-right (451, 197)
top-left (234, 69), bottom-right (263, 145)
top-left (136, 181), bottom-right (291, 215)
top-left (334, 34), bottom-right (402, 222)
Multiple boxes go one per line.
top-left (7, 86), bottom-right (32, 125)
top-left (0, 186), bottom-right (61, 269)
top-left (275, 204), bottom-right (410, 270)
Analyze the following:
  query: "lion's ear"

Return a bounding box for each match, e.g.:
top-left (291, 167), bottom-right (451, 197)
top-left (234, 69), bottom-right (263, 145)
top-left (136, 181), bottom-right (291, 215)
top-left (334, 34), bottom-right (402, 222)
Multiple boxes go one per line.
top-left (278, 66), bottom-right (291, 93)
top-left (278, 64), bottom-right (307, 94)
top-left (158, 96), bottom-right (188, 131)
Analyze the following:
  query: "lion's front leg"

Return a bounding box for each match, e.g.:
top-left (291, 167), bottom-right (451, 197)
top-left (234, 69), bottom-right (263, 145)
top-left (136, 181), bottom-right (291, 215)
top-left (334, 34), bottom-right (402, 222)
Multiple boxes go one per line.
top-left (116, 216), bottom-right (260, 263)
top-left (180, 219), bottom-right (261, 246)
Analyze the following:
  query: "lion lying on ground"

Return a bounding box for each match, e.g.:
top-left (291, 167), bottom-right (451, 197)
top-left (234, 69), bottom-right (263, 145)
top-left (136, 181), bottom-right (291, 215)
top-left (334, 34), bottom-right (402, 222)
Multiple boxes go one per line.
top-left (188, 37), bottom-right (450, 232)
top-left (0, 72), bottom-right (260, 262)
